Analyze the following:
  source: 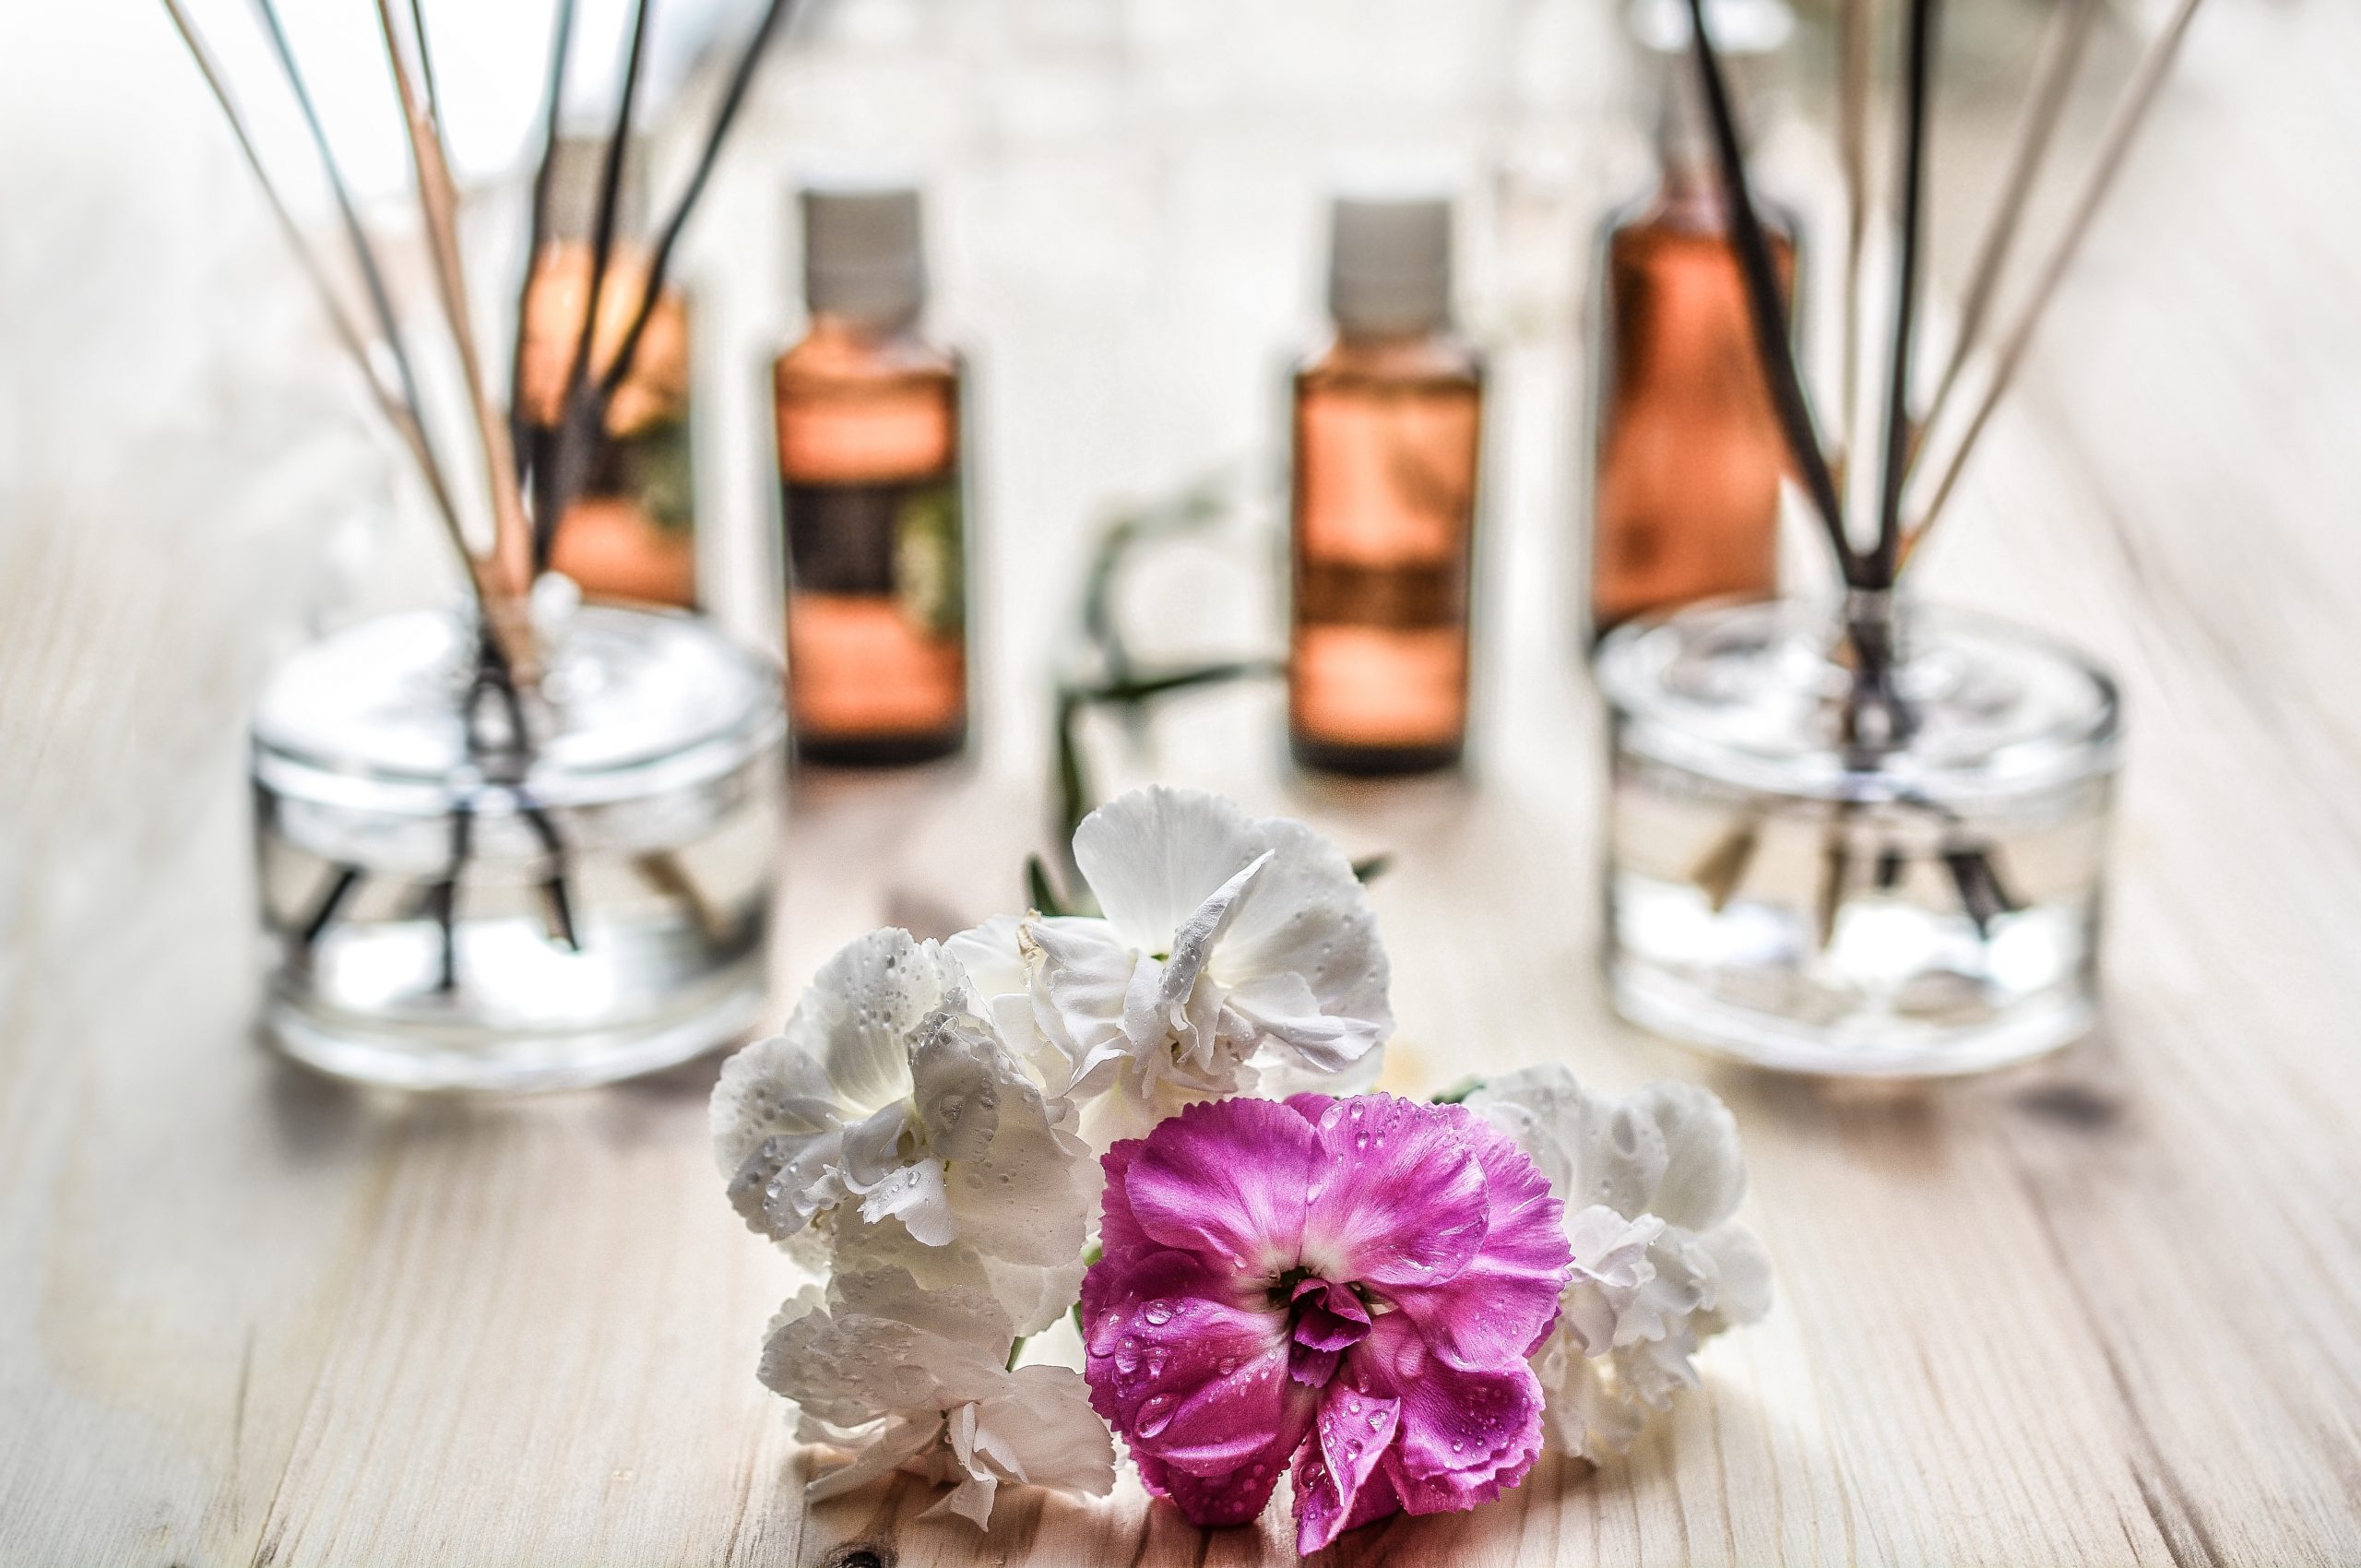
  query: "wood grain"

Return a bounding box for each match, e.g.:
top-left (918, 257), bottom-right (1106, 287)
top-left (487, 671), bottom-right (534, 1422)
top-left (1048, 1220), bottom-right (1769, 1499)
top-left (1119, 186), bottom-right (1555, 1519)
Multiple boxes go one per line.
top-left (4, 0), bottom-right (2358, 1563)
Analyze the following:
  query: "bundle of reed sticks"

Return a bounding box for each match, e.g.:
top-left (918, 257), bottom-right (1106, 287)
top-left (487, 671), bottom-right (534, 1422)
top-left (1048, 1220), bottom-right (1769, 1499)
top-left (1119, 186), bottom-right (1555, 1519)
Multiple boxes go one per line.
top-left (1679, 0), bottom-right (2205, 940)
top-left (1686, 0), bottom-right (2209, 596)
top-left (160, 0), bottom-right (800, 696)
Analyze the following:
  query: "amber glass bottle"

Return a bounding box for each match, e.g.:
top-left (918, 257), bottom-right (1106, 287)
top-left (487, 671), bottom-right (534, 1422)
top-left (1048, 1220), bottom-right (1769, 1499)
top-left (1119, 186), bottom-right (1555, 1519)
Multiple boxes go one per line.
top-left (774, 184), bottom-right (967, 766)
top-left (1290, 196), bottom-right (1483, 776)
top-left (519, 137), bottom-right (697, 609)
top-left (1589, 0), bottom-right (1797, 640)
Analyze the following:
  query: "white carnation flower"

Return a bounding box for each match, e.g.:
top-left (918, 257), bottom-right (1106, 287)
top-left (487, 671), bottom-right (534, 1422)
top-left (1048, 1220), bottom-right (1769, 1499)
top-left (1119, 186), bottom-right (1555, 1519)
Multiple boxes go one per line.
top-left (1468, 1065), bottom-right (1772, 1463)
top-left (712, 928), bottom-right (1095, 1316)
top-left (765, 1227), bottom-right (1115, 1527)
top-left (953, 787), bottom-right (1391, 1147)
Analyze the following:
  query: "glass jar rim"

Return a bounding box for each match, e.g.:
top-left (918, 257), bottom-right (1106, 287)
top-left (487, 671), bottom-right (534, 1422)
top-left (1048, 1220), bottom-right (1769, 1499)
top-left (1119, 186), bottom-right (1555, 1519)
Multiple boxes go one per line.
top-left (252, 605), bottom-right (785, 815)
top-left (1596, 596), bottom-right (2121, 805)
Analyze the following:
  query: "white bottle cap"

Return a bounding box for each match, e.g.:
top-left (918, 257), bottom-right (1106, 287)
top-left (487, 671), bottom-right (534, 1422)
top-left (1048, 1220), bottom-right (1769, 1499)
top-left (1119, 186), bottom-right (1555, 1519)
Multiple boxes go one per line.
top-left (1628, 0), bottom-right (1794, 165)
top-left (543, 133), bottom-right (650, 241)
top-left (800, 181), bottom-right (926, 327)
top-left (1326, 193), bottom-right (1454, 336)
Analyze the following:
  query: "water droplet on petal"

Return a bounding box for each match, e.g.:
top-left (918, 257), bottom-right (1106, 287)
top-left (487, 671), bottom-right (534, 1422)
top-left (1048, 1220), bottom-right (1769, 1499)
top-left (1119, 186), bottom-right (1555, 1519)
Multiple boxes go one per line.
top-left (1141, 1300), bottom-right (1174, 1325)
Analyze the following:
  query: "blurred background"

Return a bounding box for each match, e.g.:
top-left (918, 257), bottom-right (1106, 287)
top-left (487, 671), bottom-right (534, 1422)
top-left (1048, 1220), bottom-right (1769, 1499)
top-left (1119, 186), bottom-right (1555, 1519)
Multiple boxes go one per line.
top-left (6, 0), bottom-right (2350, 1027)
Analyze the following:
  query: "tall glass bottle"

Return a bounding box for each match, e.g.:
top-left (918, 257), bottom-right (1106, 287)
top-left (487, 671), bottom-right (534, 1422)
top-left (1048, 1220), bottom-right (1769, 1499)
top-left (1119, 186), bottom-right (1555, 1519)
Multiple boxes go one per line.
top-left (1289, 195), bottom-right (1484, 776)
top-left (518, 136), bottom-right (697, 609)
top-left (774, 184), bottom-right (967, 766)
top-left (1588, 0), bottom-right (1797, 641)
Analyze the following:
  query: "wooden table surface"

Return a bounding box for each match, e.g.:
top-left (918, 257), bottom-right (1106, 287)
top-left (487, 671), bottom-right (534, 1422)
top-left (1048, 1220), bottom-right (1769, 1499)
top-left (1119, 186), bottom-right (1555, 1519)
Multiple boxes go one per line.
top-left (6, 0), bottom-right (2359, 1563)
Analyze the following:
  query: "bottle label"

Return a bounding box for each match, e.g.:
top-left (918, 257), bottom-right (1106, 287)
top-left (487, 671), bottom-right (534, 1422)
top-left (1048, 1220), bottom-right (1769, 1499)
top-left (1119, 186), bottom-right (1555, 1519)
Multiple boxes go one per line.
top-left (784, 472), bottom-right (966, 637)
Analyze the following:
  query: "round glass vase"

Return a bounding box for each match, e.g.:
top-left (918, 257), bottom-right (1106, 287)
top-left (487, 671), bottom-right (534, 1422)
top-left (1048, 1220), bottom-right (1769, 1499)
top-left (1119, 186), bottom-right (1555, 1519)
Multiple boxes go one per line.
top-left (252, 604), bottom-right (785, 1091)
top-left (1596, 596), bottom-right (2120, 1076)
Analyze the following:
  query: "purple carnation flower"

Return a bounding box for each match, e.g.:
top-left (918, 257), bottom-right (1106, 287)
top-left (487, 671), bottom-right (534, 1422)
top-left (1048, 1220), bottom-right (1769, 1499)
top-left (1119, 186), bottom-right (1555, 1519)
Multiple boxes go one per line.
top-left (1081, 1092), bottom-right (1573, 1553)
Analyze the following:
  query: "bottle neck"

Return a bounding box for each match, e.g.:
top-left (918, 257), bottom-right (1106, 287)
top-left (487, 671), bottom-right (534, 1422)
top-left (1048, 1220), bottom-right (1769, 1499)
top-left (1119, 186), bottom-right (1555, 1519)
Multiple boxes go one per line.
top-left (1331, 317), bottom-right (1445, 350)
top-left (807, 307), bottom-right (925, 345)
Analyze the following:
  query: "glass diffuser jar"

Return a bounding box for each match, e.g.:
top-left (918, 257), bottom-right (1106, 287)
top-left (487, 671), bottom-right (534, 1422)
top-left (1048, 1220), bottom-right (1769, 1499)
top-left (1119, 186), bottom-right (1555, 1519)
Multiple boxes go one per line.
top-left (1597, 597), bottom-right (2119, 1075)
top-left (252, 604), bottom-right (784, 1090)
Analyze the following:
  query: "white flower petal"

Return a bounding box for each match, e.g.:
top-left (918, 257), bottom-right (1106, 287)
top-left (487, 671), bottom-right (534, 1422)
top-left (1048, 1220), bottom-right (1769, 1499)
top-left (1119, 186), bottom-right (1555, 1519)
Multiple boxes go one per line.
top-left (713, 929), bottom-right (972, 1248)
top-left (980, 1253), bottom-right (1089, 1339)
top-left (828, 1215), bottom-right (1080, 1339)
top-left (1470, 1065), bottom-right (1667, 1220)
top-left (859, 1159), bottom-right (955, 1245)
top-left (1161, 851), bottom-right (1270, 999)
top-left (1071, 786), bottom-right (1267, 953)
top-left (913, 1017), bottom-right (1096, 1269)
top-left (805, 1415), bottom-right (943, 1503)
top-left (759, 1262), bottom-right (1012, 1426)
top-left (839, 1103), bottom-right (914, 1190)
top-left (1224, 969), bottom-right (1383, 1075)
top-left (1205, 814), bottom-right (1391, 1066)
top-left (1695, 1222), bottom-right (1774, 1333)
top-left (972, 1366), bottom-right (1118, 1497)
top-left (1021, 916), bottom-right (1138, 1091)
top-left (1474, 1066), bottom-right (1769, 1463)
top-left (908, 1018), bottom-right (1004, 1166)
top-left (805, 929), bottom-right (968, 1112)
top-left (1561, 1206), bottom-right (1664, 1357)
top-left (1629, 1080), bottom-right (1748, 1232)
top-left (1251, 1038), bottom-right (1384, 1101)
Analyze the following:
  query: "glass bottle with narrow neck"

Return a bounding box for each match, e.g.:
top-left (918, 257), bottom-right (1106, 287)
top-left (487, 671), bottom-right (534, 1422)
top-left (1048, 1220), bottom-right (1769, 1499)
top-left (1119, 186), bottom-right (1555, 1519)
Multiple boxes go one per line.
top-left (774, 185), bottom-right (967, 766)
top-left (518, 135), bottom-right (697, 609)
top-left (1290, 196), bottom-right (1484, 776)
top-left (1587, 4), bottom-right (1797, 641)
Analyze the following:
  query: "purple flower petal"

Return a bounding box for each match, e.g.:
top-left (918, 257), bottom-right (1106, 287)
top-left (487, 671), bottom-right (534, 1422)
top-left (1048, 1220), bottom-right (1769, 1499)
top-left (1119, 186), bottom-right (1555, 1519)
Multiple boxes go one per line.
top-left (1289, 1277), bottom-right (1372, 1354)
top-left (1133, 1389), bottom-right (1312, 1528)
top-left (1292, 1381), bottom-right (1404, 1553)
top-left (1382, 1103), bottom-right (1572, 1370)
top-left (1094, 1136), bottom-right (1156, 1265)
top-left (1081, 1248), bottom-right (1293, 1475)
top-left (1363, 1314), bottom-right (1546, 1490)
top-left (1299, 1094), bottom-right (1489, 1288)
top-left (1122, 1097), bottom-right (1322, 1273)
top-left (1081, 1092), bottom-right (1572, 1545)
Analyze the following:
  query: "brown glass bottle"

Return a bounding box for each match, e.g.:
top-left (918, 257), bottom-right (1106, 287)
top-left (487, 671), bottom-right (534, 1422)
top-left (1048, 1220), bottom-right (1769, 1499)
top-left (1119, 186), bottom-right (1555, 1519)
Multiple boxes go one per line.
top-left (1290, 196), bottom-right (1482, 776)
top-left (517, 137), bottom-right (697, 609)
top-left (1589, 156), bottom-right (1796, 640)
top-left (775, 184), bottom-right (966, 766)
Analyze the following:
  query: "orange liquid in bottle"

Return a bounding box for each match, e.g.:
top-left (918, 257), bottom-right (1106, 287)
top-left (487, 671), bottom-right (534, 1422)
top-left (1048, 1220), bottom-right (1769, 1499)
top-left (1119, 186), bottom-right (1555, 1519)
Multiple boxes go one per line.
top-left (1289, 332), bottom-right (1483, 775)
top-left (774, 318), bottom-right (967, 765)
top-left (1590, 184), bottom-right (1793, 637)
top-left (518, 240), bottom-right (697, 609)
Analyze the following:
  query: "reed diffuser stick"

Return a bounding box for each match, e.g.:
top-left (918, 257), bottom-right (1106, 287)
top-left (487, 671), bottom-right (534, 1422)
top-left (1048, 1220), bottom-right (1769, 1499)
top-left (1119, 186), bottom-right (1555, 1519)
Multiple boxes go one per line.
top-left (1835, 0), bottom-right (1873, 469)
top-left (1919, 0), bottom-right (2098, 431)
top-left (1681, 0), bottom-right (1858, 584)
top-left (250, 0), bottom-right (437, 462)
top-left (374, 0), bottom-right (538, 666)
top-left (538, 0), bottom-right (800, 562)
top-left (595, 0), bottom-right (802, 409)
top-left (1871, 0), bottom-right (1938, 583)
top-left (539, 0), bottom-right (654, 569)
top-left (160, 0), bottom-right (477, 585)
top-left (1903, 0), bottom-right (2208, 557)
top-left (508, 0), bottom-right (580, 464)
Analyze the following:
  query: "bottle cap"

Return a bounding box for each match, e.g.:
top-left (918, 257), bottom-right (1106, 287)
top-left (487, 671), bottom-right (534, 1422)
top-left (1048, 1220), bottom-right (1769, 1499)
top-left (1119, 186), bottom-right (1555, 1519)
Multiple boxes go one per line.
top-left (541, 134), bottom-right (650, 242)
top-left (1326, 192), bottom-right (1454, 336)
top-left (1628, 0), bottom-right (1794, 167)
top-left (800, 181), bottom-right (926, 327)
